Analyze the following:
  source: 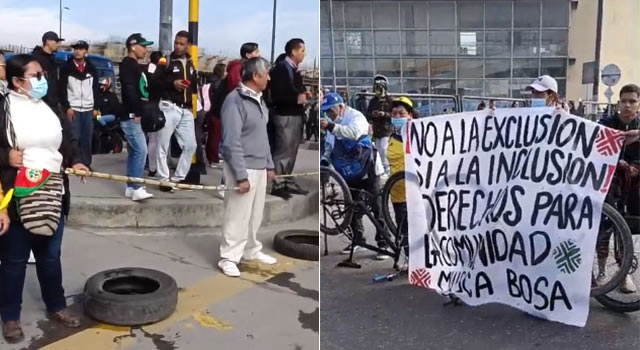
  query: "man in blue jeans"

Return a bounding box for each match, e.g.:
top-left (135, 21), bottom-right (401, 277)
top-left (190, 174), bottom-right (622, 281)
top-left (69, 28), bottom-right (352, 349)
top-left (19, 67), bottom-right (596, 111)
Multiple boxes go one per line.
top-left (59, 40), bottom-right (99, 168)
top-left (118, 33), bottom-right (155, 201)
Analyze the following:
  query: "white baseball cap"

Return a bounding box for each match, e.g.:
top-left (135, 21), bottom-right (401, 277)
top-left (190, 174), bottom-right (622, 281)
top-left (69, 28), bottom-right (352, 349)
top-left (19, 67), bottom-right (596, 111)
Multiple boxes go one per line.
top-left (526, 75), bottom-right (558, 93)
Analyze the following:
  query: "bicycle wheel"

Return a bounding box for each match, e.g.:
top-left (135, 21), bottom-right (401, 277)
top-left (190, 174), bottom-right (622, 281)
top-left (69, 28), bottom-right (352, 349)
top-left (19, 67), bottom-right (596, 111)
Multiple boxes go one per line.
top-left (590, 202), bottom-right (634, 296)
top-left (320, 166), bottom-right (353, 236)
top-left (380, 171), bottom-right (406, 236)
top-left (595, 228), bottom-right (639, 312)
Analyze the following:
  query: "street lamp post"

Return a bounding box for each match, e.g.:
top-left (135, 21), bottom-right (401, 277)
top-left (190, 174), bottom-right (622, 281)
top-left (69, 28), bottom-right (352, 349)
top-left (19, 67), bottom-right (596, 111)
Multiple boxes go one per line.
top-left (59, 1), bottom-right (70, 38)
top-left (270, 0), bottom-right (277, 63)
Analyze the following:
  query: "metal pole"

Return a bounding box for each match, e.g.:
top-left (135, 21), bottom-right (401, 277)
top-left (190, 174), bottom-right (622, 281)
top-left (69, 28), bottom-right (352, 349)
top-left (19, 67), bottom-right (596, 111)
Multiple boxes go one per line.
top-left (159, 0), bottom-right (173, 56)
top-left (270, 0), bottom-right (277, 63)
top-left (188, 0), bottom-right (199, 172)
top-left (59, 0), bottom-right (62, 37)
top-left (329, 0), bottom-right (336, 89)
top-left (594, 0), bottom-right (604, 101)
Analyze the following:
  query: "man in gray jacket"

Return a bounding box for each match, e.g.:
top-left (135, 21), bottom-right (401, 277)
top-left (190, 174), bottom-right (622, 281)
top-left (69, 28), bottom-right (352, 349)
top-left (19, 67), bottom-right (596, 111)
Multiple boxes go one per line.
top-left (218, 57), bottom-right (277, 277)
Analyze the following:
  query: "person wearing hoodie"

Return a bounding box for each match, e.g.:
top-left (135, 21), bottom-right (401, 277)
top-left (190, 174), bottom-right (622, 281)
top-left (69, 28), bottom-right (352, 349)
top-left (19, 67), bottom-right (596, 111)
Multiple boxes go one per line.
top-left (31, 31), bottom-right (64, 111)
top-left (59, 40), bottom-right (100, 168)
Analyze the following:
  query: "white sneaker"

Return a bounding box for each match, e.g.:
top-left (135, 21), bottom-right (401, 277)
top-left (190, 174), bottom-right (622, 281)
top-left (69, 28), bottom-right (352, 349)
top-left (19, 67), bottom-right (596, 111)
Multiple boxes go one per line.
top-left (620, 275), bottom-right (637, 294)
top-left (243, 252), bottom-right (277, 265)
top-left (131, 187), bottom-right (154, 201)
top-left (27, 251), bottom-right (36, 264)
top-left (218, 260), bottom-right (240, 277)
top-left (215, 190), bottom-right (225, 200)
top-left (125, 187), bottom-right (133, 198)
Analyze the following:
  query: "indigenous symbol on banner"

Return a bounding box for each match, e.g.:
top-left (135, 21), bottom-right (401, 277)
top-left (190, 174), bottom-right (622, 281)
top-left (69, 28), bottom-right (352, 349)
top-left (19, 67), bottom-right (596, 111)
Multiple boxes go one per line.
top-left (403, 108), bottom-right (623, 327)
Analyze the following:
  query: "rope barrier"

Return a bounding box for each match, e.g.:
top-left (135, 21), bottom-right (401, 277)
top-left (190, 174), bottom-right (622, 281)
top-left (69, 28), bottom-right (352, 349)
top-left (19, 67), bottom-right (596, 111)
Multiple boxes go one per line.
top-left (64, 169), bottom-right (319, 192)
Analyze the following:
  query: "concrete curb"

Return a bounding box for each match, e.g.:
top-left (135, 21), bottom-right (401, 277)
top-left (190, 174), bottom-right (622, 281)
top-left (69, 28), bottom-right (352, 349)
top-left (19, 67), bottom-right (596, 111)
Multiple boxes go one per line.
top-left (67, 180), bottom-right (318, 228)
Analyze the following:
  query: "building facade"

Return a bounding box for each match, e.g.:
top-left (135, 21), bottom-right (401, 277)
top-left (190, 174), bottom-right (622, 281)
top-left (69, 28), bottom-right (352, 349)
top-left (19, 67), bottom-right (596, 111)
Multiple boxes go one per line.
top-left (321, 0), bottom-right (639, 104)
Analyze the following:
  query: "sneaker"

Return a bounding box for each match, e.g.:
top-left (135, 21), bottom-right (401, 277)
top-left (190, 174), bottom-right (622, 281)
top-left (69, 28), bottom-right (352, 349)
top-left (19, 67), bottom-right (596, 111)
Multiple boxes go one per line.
top-left (341, 244), bottom-right (363, 255)
top-left (376, 251), bottom-right (391, 260)
top-left (243, 252), bottom-right (277, 265)
top-left (2, 321), bottom-right (24, 344)
top-left (131, 187), bottom-right (154, 201)
top-left (271, 187), bottom-right (292, 200)
top-left (218, 260), bottom-right (240, 277)
top-left (214, 190), bottom-right (225, 200)
top-left (286, 184), bottom-right (309, 195)
top-left (620, 275), bottom-right (637, 294)
top-left (125, 187), bottom-right (133, 198)
top-left (27, 251), bottom-right (35, 264)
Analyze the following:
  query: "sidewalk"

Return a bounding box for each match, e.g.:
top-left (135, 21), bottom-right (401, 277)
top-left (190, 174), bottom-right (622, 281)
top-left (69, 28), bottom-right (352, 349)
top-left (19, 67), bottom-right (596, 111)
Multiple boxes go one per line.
top-left (67, 146), bottom-right (319, 228)
top-left (1, 216), bottom-right (318, 350)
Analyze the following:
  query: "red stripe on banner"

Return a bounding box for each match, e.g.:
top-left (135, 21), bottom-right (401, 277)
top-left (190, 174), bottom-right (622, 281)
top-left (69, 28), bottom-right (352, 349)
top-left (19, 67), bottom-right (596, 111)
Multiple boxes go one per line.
top-left (600, 164), bottom-right (618, 193)
top-left (405, 121), bottom-right (411, 154)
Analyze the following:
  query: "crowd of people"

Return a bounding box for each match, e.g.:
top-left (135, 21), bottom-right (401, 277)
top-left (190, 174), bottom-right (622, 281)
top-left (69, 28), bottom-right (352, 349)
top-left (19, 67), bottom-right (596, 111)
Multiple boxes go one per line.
top-left (0, 30), bottom-right (316, 342)
top-left (319, 74), bottom-right (640, 286)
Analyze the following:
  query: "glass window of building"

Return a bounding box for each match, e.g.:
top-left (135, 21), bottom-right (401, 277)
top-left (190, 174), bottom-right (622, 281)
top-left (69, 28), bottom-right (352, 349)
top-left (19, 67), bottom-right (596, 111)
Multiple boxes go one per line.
top-left (514, 30), bottom-right (540, 57)
top-left (430, 58), bottom-right (455, 79)
top-left (402, 31), bottom-right (429, 56)
top-left (458, 79), bottom-right (484, 95)
top-left (458, 59), bottom-right (484, 79)
top-left (430, 31), bottom-right (456, 56)
top-left (511, 79), bottom-right (534, 98)
top-left (373, 2), bottom-right (399, 28)
top-left (485, 59), bottom-right (511, 78)
top-left (375, 58), bottom-right (401, 77)
top-left (485, 1), bottom-right (512, 28)
top-left (513, 58), bottom-right (539, 78)
top-left (485, 31), bottom-right (511, 57)
top-left (375, 31), bottom-right (402, 55)
top-left (347, 58), bottom-right (373, 77)
top-left (541, 58), bottom-right (567, 77)
top-left (400, 1), bottom-right (428, 29)
top-left (321, 30), bottom-right (346, 56)
top-left (459, 31), bottom-right (483, 56)
top-left (344, 1), bottom-right (371, 28)
top-left (542, 0), bottom-right (569, 27)
top-left (321, 58), bottom-right (332, 78)
top-left (329, 1), bottom-right (345, 29)
top-left (403, 58), bottom-right (429, 77)
top-left (429, 1), bottom-right (455, 29)
top-left (334, 58), bottom-right (347, 77)
top-left (403, 79), bottom-right (429, 93)
top-left (486, 79), bottom-right (510, 97)
top-left (345, 31), bottom-right (372, 56)
top-left (541, 30), bottom-right (568, 56)
top-left (514, 0), bottom-right (541, 28)
top-left (430, 79), bottom-right (456, 95)
top-left (457, 1), bottom-right (484, 29)
top-left (320, 1), bottom-right (330, 28)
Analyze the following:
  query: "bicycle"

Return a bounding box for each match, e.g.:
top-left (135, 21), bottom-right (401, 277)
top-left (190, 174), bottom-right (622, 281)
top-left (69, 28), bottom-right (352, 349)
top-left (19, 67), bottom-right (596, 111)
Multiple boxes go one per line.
top-left (379, 171), bottom-right (635, 300)
top-left (320, 165), bottom-right (408, 269)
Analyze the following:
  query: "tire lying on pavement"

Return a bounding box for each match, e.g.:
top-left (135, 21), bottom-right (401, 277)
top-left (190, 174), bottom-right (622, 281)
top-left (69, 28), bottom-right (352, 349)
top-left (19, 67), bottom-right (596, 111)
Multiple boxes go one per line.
top-left (84, 267), bottom-right (178, 326)
top-left (273, 230), bottom-right (319, 261)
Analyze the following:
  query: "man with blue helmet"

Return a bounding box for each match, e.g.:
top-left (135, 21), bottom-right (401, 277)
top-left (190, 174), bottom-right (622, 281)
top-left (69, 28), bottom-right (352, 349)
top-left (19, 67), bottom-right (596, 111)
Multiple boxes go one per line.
top-left (320, 93), bottom-right (390, 260)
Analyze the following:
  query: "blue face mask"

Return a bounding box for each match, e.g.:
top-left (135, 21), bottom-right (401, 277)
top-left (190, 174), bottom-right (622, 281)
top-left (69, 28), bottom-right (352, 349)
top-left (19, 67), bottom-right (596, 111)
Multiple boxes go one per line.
top-left (531, 98), bottom-right (547, 108)
top-left (391, 118), bottom-right (407, 133)
top-left (21, 77), bottom-right (48, 100)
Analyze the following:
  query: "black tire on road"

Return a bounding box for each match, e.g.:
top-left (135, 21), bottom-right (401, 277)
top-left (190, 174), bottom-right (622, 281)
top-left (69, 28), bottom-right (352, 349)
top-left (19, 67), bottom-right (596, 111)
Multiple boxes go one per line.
top-left (320, 166), bottom-right (353, 236)
top-left (273, 230), bottom-right (319, 261)
top-left (84, 267), bottom-right (178, 326)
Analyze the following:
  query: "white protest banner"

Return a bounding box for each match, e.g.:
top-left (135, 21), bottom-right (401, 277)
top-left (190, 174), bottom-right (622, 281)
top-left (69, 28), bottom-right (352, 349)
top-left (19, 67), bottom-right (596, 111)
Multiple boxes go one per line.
top-left (403, 107), bottom-right (625, 327)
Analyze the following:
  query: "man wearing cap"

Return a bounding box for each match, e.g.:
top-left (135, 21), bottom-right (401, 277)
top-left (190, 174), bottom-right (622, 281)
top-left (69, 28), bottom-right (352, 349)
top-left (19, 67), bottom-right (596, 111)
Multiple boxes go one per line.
top-left (59, 40), bottom-right (99, 168)
top-left (320, 93), bottom-right (390, 258)
top-left (155, 30), bottom-right (198, 190)
top-left (366, 75), bottom-right (394, 179)
top-left (32, 31), bottom-right (64, 111)
top-left (525, 75), bottom-right (566, 110)
top-left (119, 33), bottom-right (155, 201)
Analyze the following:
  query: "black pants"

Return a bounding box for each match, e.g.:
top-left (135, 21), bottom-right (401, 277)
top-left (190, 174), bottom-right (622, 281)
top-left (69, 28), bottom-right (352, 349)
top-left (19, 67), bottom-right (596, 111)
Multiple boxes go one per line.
top-left (305, 111), bottom-right (318, 141)
top-left (393, 202), bottom-right (409, 255)
top-left (271, 114), bottom-right (304, 188)
top-left (347, 166), bottom-right (388, 249)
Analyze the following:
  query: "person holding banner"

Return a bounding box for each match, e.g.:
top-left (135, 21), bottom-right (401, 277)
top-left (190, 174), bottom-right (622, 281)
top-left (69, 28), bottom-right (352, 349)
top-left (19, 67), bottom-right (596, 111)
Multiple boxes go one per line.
top-left (386, 96), bottom-right (414, 257)
top-left (596, 83), bottom-right (640, 294)
top-left (320, 92), bottom-right (389, 259)
top-left (525, 75), bottom-right (568, 111)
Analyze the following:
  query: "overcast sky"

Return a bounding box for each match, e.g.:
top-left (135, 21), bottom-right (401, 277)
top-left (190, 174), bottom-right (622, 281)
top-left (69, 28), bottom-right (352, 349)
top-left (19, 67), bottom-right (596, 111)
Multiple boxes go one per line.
top-left (0, 0), bottom-right (319, 65)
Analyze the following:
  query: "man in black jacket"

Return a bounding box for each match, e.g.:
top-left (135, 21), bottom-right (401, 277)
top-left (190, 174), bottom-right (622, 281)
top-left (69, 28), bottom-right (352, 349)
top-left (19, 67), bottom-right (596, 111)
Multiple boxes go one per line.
top-left (155, 31), bottom-right (198, 189)
top-left (32, 31), bottom-right (64, 111)
top-left (268, 38), bottom-right (308, 199)
top-left (59, 40), bottom-right (100, 168)
top-left (119, 33), bottom-right (155, 201)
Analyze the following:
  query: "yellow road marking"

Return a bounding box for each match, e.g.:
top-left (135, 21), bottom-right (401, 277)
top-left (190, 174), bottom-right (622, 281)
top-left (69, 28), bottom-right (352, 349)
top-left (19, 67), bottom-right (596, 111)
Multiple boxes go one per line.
top-left (192, 311), bottom-right (233, 330)
top-left (41, 255), bottom-right (313, 350)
